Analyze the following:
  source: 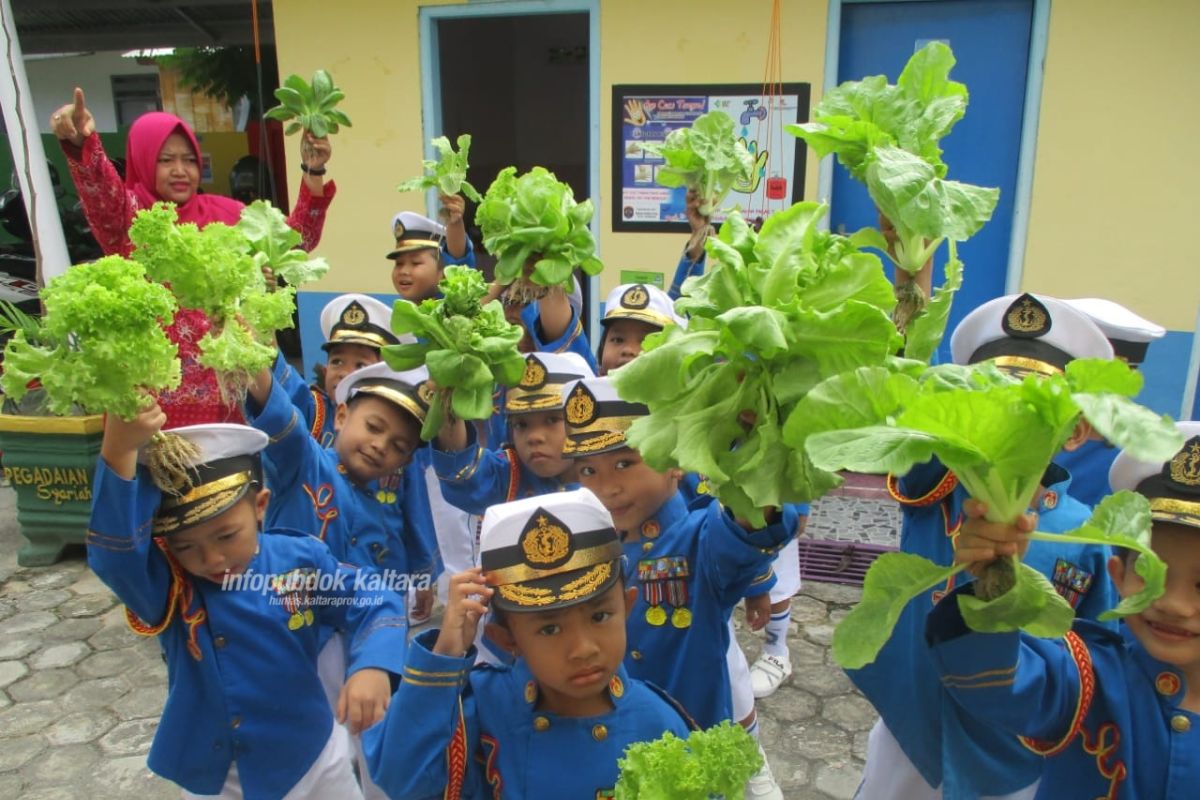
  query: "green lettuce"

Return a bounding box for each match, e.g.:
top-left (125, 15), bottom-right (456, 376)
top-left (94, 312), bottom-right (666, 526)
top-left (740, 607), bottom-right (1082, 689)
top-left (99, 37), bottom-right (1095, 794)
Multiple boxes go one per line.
top-left (129, 203), bottom-right (299, 394)
top-left (264, 69), bottom-right (351, 138)
top-left (396, 134), bottom-right (483, 203)
top-left (614, 721), bottom-right (762, 800)
top-left (802, 360), bottom-right (1183, 668)
top-left (237, 200), bottom-right (330, 286)
top-left (787, 41), bottom-right (998, 341)
top-left (475, 166), bottom-right (604, 289)
top-left (642, 110), bottom-right (756, 216)
top-left (610, 202), bottom-right (902, 526)
top-left (0, 256), bottom-right (180, 419)
top-left (381, 266), bottom-right (525, 440)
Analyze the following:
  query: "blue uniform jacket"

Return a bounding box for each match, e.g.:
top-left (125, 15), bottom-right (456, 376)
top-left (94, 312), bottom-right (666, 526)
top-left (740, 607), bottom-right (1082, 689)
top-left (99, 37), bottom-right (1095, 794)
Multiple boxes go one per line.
top-left (622, 492), bottom-right (793, 728)
top-left (928, 586), bottom-right (1199, 800)
top-left (522, 302), bottom-right (598, 373)
top-left (363, 630), bottom-right (692, 799)
top-left (669, 248), bottom-right (705, 300)
top-left (1053, 437), bottom-right (1119, 508)
top-left (270, 351), bottom-right (335, 449)
top-left (433, 425), bottom-right (574, 516)
top-left (86, 461), bottom-right (409, 799)
top-left (245, 373), bottom-right (436, 579)
top-left (850, 459), bottom-right (1102, 799)
top-left (678, 473), bottom-right (809, 599)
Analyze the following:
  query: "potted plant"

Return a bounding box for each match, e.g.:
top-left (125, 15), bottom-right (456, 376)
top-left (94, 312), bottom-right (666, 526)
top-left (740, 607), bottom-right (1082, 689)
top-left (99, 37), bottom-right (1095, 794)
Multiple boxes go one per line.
top-left (0, 300), bottom-right (104, 566)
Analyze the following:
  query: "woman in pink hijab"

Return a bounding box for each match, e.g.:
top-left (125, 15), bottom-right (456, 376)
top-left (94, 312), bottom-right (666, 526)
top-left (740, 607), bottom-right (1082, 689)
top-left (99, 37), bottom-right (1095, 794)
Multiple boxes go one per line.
top-left (51, 88), bottom-right (336, 428)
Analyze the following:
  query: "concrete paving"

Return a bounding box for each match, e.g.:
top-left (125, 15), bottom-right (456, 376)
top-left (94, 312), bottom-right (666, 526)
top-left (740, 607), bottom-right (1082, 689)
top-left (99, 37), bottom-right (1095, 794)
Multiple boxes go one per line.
top-left (0, 484), bottom-right (897, 799)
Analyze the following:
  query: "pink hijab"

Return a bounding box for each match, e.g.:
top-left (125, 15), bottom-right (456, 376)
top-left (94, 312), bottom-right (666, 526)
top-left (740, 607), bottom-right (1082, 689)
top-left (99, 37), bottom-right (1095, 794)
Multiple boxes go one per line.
top-left (125, 112), bottom-right (243, 226)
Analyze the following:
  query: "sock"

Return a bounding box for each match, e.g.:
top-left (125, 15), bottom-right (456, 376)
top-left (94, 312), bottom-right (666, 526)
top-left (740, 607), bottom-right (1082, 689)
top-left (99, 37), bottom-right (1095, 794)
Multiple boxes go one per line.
top-left (763, 608), bottom-right (791, 658)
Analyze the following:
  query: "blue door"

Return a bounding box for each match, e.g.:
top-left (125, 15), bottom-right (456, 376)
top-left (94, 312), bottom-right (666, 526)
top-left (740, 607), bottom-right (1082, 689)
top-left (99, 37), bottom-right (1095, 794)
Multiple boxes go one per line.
top-left (830, 0), bottom-right (1034, 363)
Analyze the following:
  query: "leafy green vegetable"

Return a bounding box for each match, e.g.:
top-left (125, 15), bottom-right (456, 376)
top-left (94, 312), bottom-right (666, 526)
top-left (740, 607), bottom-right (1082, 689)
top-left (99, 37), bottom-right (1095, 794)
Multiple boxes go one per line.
top-left (787, 41), bottom-right (998, 339)
top-left (264, 69), bottom-right (351, 138)
top-left (396, 134), bottom-right (483, 203)
top-left (642, 110), bottom-right (756, 217)
top-left (475, 166), bottom-right (603, 290)
top-left (614, 721), bottom-right (762, 800)
top-left (381, 266), bottom-right (525, 440)
top-left (129, 203), bottom-right (299, 396)
top-left (803, 361), bottom-right (1182, 668)
top-left (0, 256), bottom-right (180, 419)
top-left (237, 200), bottom-right (330, 286)
top-left (611, 202), bottom-right (901, 526)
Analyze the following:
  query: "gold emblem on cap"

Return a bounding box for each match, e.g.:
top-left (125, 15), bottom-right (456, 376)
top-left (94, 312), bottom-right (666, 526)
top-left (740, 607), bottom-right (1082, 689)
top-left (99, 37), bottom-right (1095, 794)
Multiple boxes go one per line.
top-left (417, 381), bottom-right (436, 405)
top-left (341, 302), bottom-right (367, 327)
top-left (621, 284), bottom-right (650, 310)
top-left (393, 219), bottom-right (406, 239)
top-left (521, 514), bottom-right (571, 566)
top-left (1006, 296), bottom-right (1049, 335)
top-left (566, 384), bottom-right (596, 426)
top-left (1169, 439), bottom-right (1200, 487)
top-left (521, 358), bottom-right (546, 389)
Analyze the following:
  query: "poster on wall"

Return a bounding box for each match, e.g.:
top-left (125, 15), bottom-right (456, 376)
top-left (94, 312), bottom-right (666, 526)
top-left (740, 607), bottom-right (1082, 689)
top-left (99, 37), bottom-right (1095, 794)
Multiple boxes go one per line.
top-left (611, 83), bottom-right (810, 233)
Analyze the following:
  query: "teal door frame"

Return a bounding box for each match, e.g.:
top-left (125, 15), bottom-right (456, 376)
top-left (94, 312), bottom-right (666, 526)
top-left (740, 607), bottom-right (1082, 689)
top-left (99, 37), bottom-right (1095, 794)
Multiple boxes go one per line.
top-left (418, 0), bottom-right (602, 346)
top-left (817, 0), bottom-right (1051, 295)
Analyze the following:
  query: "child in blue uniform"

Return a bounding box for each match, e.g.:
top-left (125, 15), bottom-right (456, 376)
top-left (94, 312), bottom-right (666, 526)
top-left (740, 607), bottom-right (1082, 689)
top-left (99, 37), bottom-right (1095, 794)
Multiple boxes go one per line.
top-left (927, 420), bottom-right (1200, 800)
top-left (388, 203), bottom-right (476, 302)
top-left (855, 293), bottom-right (1121, 800)
top-left (272, 293), bottom-right (401, 448)
top-left (363, 489), bottom-right (693, 799)
top-left (667, 188), bottom-right (713, 299)
top-left (560, 376), bottom-right (796, 790)
top-left (244, 360), bottom-right (437, 798)
top-left (87, 415), bottom-right (408, 799)
top-left (1058, 297), bottom-right (1167, 506)
top-left (596, 282), bottom-right (685, 375)
top-left (434, 352), bottom-right (594, 519)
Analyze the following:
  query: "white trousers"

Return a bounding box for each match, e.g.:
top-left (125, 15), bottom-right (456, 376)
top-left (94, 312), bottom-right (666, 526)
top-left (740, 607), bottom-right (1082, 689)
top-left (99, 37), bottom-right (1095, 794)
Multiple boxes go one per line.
top-left (856, 720), bottom-right (1040, 800)
top-left (316, 634), bottom-right (389, 800)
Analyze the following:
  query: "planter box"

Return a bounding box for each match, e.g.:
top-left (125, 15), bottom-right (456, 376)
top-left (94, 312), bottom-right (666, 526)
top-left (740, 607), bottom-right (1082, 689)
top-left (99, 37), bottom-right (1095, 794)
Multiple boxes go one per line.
top-left (0, 413), bottom-right (103, 566)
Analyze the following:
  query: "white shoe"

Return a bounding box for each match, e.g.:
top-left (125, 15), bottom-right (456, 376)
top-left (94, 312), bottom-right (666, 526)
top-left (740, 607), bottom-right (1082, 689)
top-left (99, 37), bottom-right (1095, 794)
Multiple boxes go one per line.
top-left (746, 749), bottom-right (785, 800)
top-left (750, 652), bottom-right (792, 698)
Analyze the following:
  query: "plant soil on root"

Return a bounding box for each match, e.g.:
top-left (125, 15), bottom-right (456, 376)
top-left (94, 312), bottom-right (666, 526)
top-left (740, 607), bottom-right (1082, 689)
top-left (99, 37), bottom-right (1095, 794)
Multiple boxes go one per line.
top-left (975, 556), bottom-right (1017, 601)
top-left (892, 280), bottom-right (928, 337)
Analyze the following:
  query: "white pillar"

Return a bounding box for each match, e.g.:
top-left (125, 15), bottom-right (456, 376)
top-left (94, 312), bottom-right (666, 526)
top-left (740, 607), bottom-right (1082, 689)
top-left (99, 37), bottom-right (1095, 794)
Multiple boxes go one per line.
top-left (0, 0), bottom-right (71, 283)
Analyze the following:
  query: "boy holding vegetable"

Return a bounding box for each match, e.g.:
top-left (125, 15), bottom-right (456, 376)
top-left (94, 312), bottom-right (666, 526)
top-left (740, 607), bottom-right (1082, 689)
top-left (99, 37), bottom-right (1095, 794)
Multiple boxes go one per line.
top-left (387, 206), bottom-right (476, 303)
top-left (928, 420), bottom-right (1200, 799)
top-left (272, 293), bottom-right (401, 448)
top-left (87, 416), bottom-right (408, 799)
top-left (561, 375), bottom-right (797, 795)
top-left (363, 489), bottom-right (694, 799)
top-left (855, 292), bottom-right (1122, 800)
top-left (596, 282), bottom-right (685, 375)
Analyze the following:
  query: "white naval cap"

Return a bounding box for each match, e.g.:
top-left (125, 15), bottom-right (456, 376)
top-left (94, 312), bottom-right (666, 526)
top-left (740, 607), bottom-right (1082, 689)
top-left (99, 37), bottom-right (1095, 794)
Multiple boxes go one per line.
top-left (319, 293), bottom-right (401, 351)
top-left (949, 292), bottom-right (1113, 375)
top-left (1110, 421), bottom-right (1200, 530)
top-left (333, 361), bottom-right (433, 424)
top-left (560, 376), bottom-right (649, 458)
top-left (479, 488), bottom-right (623, 611)
top-left (386, 211), bottom-right (446, 259)
top-left (505, 351), bottom-right (594, 415)
top-left (602, 283), bottom-right (686, 330)
top-left (1062, 298), bottom-right (1166, 366)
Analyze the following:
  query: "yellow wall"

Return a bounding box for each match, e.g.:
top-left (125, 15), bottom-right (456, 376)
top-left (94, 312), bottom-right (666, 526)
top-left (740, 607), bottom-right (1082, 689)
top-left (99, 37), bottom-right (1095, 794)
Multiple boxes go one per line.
top-left (272, 0), bottom-right (828, 296)
top-left (1022, 0), bottom-right (1199, 331)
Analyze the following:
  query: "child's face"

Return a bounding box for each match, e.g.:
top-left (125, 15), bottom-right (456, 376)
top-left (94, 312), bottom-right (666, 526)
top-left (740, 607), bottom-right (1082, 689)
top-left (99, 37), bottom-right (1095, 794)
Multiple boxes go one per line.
top-left (334, 396), bottom-right (421, 483)
top-left (155, 133), bottom-right (200, 204)
top-left (575, 447), bottom-right (679, 534)
top-left (324, 343), bottom-right (381, 398)
top-left (165, 488), bottom-right (268, 584)
top-left (1109, 523), bottom-right (1200, 671)
top-left (510, 410), bottom-right (571, 479)
top-left (391, 249), bottom-right (443, 301)
top-left (497, 580), bottom-right (633, 717)
top-left (600, 319), bottom-right (659, 375)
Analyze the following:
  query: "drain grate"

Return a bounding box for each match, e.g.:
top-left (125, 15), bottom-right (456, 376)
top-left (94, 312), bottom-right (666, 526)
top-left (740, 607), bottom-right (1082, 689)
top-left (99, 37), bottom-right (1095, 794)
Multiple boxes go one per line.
top-left (798, 538), bottom-right (896, 586)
